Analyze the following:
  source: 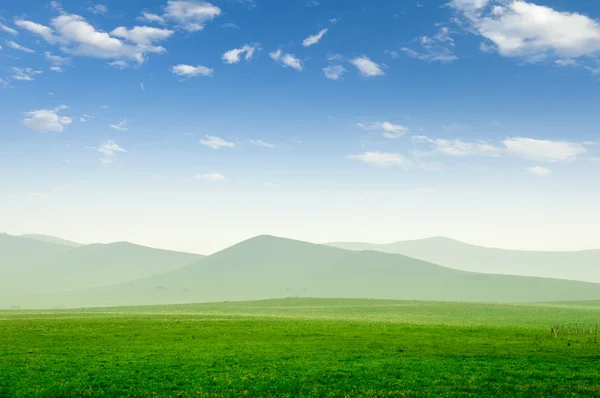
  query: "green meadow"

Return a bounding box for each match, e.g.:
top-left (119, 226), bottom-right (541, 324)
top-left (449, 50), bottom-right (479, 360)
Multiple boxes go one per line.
top-left (2, 299), bottom-right (600, 397)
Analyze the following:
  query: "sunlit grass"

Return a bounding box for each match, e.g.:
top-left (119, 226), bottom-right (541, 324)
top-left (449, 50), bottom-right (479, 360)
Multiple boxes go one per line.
top-left (2, 299), bottom-right (600, 397)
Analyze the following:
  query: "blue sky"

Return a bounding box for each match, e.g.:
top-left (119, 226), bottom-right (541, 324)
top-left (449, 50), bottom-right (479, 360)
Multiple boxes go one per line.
top-left (1, 0), bottom-right (599, 253)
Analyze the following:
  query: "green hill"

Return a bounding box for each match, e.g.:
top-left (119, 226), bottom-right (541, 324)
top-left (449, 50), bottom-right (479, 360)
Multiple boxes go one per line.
top-left (16, 235), bottom-right (600, 309)
top-left (20, 234), bottom-right (82, 247)
top-left (327, 237), bottom-right (600, 283)
top-left (0, 234), bottom-right (203, 296)
top-left (0, 234), bottom-right (74, 293)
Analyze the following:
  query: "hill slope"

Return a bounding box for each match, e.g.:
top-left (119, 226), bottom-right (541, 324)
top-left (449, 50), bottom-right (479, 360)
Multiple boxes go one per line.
top-left (20, 234), bottom-right (82, 247)
top-left (327, 237), bottom-right (600, 283)
top-left (18, 235), bottom-right (600, 309)
top-left (0, 234), bottom-right (74, 293)
top-left (0, 234), bottom-right (203, 295)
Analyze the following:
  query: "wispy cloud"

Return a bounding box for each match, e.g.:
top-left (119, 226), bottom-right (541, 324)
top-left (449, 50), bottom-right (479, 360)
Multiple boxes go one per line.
top-left (88, 4), bottom-right (108, 15)
top-left (303, 28), bottom-right (328, 47)
top-left (248, 139), bottom-right (275, 148)
top-left (351, 56), bottom-right (385, 77)
top-left (400, 26), bottom-right (458, 63)
top-left (0, 23), bottom-right (18, 36)
top-left (109, 119), bottom-right (130, 131)
top-left (172, 64), bottom-right (213, 78)
top-left (222, 44), bottom-right (258, 64)
top-left (270, 49), bottom-right (302, 71)
top-left (137, 11), bottom-right (166, 25)
top-left (193, 173), bottom-right (226, 181)
top-left (323, 65), bottom-right (346, 80)
top-left (200, 135), bottom-right (235, 149)
top-left (347, 151), bottom-right (412, 167)
top-left (528, 166), bottom-right (551, 176)
top-left (358, 121), bottom-right (408, 139)
top-left (11, 67), bottom-right (42, 81)
top-left (503, 137), bottom-right (586, 162)
top-left (98, 140), bottom-right (127, 163)
top-left (6, 40), bottom-right (35, 53)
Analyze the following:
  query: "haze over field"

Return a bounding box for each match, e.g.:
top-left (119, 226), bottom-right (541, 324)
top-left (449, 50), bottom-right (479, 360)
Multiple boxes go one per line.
top-left (328, 237), bottom-right (600, 283)
top-left (2, 232), bottom-right (600, 309)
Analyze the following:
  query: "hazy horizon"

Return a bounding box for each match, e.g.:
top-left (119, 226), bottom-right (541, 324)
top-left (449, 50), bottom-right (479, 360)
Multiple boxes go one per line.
top-left (4, 231), bottom-right (600, 256)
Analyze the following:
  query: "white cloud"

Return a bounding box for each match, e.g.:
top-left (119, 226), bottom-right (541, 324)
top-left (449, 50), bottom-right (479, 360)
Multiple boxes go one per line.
top-left (529, 166), bottom-right (551, 176)
top-left (164, 0), bottom-right (221, 32)
top-left (11, 67), bottom-right (42, 81)
top-left (347, 151), bottom-right (412, 167)
top-left (16, 14), bottom-right (168, 65)
top-left (323, 65), bottom-right (346, 80)
top-left (269, 49), bottom-right (302, 71)
top-left (6, 40), bottom-right (35, 53)
top-left (303, 28), bottom-right (328, 47)
top-left (1, 23), bottom-right (18, 36)
top-left (248, 139), bottom-right (275, 148)
top-left (172, 64), bottom-right (213, 78)
top-left (88, 4), bottom-right (108, 14)
top-left (49, 66), bottom-right (64, 72)
top-left (107, 60), bottom-right (129, 69)
top-left (80, 114), bottom-right (91, 122)
top-left (555, 59), bottom-right (578, 67)
top-left (98, 140), bottom-right (126, 163)
top-left (110, 26), bottom-right (174, 45)
top-left (137, 12), bottom-right (166, 25)
top-left (413, 135), bottom-right (501, 156)
top-left (193, 173), bottom-right (225, 181)
top-left (200, 135), bottom-right (235, 149)
top-left (45, 51), bottom-right (69, 65)
top-left (222, 44), bottom-right (258, 64)
top-left (109, 120), bottom-right (130, 131)
top-left (400, 26), bottom-right (458, 63)
top-left (503, 137), bottom-right (586, 162)
top-left (140, 82), bottom-right (145, 90)
top-left (222, 23), bottom-right (240, 29)
top-left (98, 140), bottom-right (127, 156)
top-left (14, 19), bottom-right (57, 43)
top-left (450, 0), bottom-right (600, 62)
top-left (358, 121), bottom-right (408, 139)
top-left (23, 105), bottom-right (72, 132)
top-left (351, 56), bottom-right (385, 77)
top-left (448, 0), bottom-right (490, 11)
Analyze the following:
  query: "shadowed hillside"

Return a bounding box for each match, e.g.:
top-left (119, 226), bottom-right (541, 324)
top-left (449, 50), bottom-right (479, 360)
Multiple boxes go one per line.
top-left (327, 237), bottom-right (600, 283)
top-left (14, 235), bottom-right (600, 309)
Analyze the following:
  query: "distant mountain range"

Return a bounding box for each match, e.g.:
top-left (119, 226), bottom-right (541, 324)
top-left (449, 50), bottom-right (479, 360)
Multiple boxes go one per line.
top-left (4, 234), bottom-right (600, 309)
top-left (20, 234), bottom-right (82, 247)
top-left (0, 233), bottom-right (202, 295)
top-left (327, 237), bottom-right (600, 283)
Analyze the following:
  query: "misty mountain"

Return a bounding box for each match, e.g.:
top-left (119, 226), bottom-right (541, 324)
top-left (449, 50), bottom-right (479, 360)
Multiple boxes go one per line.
top-left (327, 237), bottom-right (600, 283)
top-left (0, 234), bottom-right (203, 295)
top-left (20, 234), bottom-right (82, 247)
top-left (17, 235), bottom-right (600, 309)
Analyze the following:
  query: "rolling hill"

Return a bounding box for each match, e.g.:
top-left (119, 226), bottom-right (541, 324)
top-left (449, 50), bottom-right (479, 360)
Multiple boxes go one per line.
top-left (0, 233), bottom-right (74, 290)
top-left (0, 234), bottom-right (203, 295)
top-left (20, 234), bottom-right (82, 247)
top-left (327, 237), bottom-right (600, 283)
top-left (15, 235), bottom-right (600, 309)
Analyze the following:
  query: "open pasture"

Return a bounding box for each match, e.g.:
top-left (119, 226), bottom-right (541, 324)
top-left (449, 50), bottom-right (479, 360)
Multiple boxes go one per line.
top-left (2, 299), bottom-right (600, 397)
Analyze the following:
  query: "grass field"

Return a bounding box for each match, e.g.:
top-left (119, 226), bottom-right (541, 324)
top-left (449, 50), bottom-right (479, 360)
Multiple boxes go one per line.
top-left (2, 299), bottom-right (600, 397)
